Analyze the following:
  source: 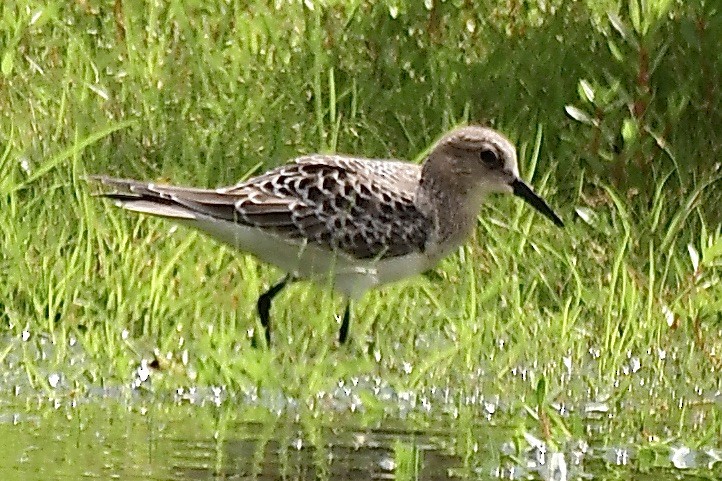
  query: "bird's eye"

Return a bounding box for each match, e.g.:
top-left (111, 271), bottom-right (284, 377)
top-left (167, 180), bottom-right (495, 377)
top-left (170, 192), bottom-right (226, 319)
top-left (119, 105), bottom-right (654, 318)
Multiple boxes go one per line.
top-left (479, 148), bottom-right (501, 168)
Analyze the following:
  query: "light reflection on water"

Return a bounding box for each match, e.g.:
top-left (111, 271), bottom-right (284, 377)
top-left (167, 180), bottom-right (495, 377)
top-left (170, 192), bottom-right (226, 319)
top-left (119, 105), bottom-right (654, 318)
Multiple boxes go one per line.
top-left (1, 334), bottom-right (721, 479)
top-left (169, 425), bottom-right (468, 480)
top-left (0, 392), bottom-right (721, 481)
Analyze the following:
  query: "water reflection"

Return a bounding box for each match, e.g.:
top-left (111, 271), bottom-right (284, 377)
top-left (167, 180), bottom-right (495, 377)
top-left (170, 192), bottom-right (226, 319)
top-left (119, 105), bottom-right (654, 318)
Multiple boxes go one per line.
top-left (2, 331), bottom-right (722, 480)
top-left (170, 424), bottom-right (471, 480)
top-left (2, 396), bottom-right (721, 481)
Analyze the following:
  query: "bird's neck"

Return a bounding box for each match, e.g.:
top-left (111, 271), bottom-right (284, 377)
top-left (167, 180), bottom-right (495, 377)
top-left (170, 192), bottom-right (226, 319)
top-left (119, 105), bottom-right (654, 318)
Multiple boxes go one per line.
top-left (415, 176), bottom-right (487, 255)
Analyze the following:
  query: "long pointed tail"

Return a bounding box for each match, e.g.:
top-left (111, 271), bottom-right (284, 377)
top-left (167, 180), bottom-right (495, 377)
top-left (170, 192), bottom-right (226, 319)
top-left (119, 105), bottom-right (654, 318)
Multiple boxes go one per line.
top-left (88, 175), bottom-right (238, 221)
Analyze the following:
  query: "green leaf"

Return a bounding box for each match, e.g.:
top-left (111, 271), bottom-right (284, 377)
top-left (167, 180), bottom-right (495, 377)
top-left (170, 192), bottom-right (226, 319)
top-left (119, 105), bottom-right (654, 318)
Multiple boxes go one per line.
top-left (565, 105), bottom-right (595, 126)
top-left (652, 0), bottom-right (674, 22)
top-left (688, 243), bottom-right (700, 273)
top-left (575, 207), bottom-right (598, 226)
top-left (630, 0), bottom-right (642, 35)
top-left (607, 39), bottom-right (624, 62)
top-left (621, 118), bottom-right (639, 144)
top-left (608, 12), bottom-right (639, 50)
top-left (1, 50), bottom-right (14, 77)
top-left (703, 236), bottom-right (722, 265)
top-left (579, 79), bottom-right (595, 104)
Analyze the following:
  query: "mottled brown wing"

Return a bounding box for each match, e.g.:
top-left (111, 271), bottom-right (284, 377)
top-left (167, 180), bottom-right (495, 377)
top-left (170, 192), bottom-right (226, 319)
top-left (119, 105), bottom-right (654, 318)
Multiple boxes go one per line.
top-left (92, 156), bottom-right (431, 260)
top-left (224, 156), bottom-right (431, 259)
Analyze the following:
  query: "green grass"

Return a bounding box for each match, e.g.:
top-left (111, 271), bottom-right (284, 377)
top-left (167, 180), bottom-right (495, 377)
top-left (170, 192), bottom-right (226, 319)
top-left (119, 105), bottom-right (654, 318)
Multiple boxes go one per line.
top-left (1, 0), bottom-right (722, 476)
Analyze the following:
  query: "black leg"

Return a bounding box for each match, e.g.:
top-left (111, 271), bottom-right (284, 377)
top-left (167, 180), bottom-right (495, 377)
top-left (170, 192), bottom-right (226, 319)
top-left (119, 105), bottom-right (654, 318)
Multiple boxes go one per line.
top-left (338, 302), bottom-right (351, 344)
top-left (255, 275), bottom-right (290, 347)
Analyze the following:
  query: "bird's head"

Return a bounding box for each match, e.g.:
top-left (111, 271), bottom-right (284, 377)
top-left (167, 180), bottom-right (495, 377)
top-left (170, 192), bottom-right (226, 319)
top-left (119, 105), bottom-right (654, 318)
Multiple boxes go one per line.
top-left (422, 126), bottom-right (564, 228)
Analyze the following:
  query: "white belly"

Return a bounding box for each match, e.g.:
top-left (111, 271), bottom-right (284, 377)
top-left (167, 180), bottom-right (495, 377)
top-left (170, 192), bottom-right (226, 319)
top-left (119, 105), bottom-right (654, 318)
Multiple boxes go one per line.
top-left (183, 215), bottom-right (441, 299)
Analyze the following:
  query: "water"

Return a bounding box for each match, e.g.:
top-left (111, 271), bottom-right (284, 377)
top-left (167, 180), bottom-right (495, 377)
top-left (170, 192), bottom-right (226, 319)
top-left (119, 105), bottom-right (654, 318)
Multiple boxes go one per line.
top-left (2, 389), bottom-right (720, 480)
top-left (2, 399), bottom-right (472, 480)
top-left (2, 334), bottom-right (721, 479)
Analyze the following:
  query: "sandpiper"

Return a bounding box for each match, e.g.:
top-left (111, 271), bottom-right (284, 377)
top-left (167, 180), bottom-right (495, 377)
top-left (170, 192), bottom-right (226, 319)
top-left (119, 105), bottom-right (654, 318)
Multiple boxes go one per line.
top-left (91, 126), bottom-right (563, 346)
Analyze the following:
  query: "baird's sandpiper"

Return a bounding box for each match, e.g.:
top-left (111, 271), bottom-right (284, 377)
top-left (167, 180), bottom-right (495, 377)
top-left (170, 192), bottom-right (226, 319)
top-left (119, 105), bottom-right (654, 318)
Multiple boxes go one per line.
top-left (92, 126), bottom-right (563, 346)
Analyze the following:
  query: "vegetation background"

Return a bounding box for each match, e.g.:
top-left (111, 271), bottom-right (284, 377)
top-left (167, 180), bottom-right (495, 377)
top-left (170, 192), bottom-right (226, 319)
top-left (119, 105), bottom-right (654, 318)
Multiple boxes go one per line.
top-left (0, 0), bottom-right (721, 477)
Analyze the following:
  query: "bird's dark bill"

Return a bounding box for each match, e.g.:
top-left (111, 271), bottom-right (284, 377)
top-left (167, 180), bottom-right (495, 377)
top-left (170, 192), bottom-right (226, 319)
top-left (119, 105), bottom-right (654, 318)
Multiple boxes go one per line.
top-left (510, 179), bottom-right (564, 227)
